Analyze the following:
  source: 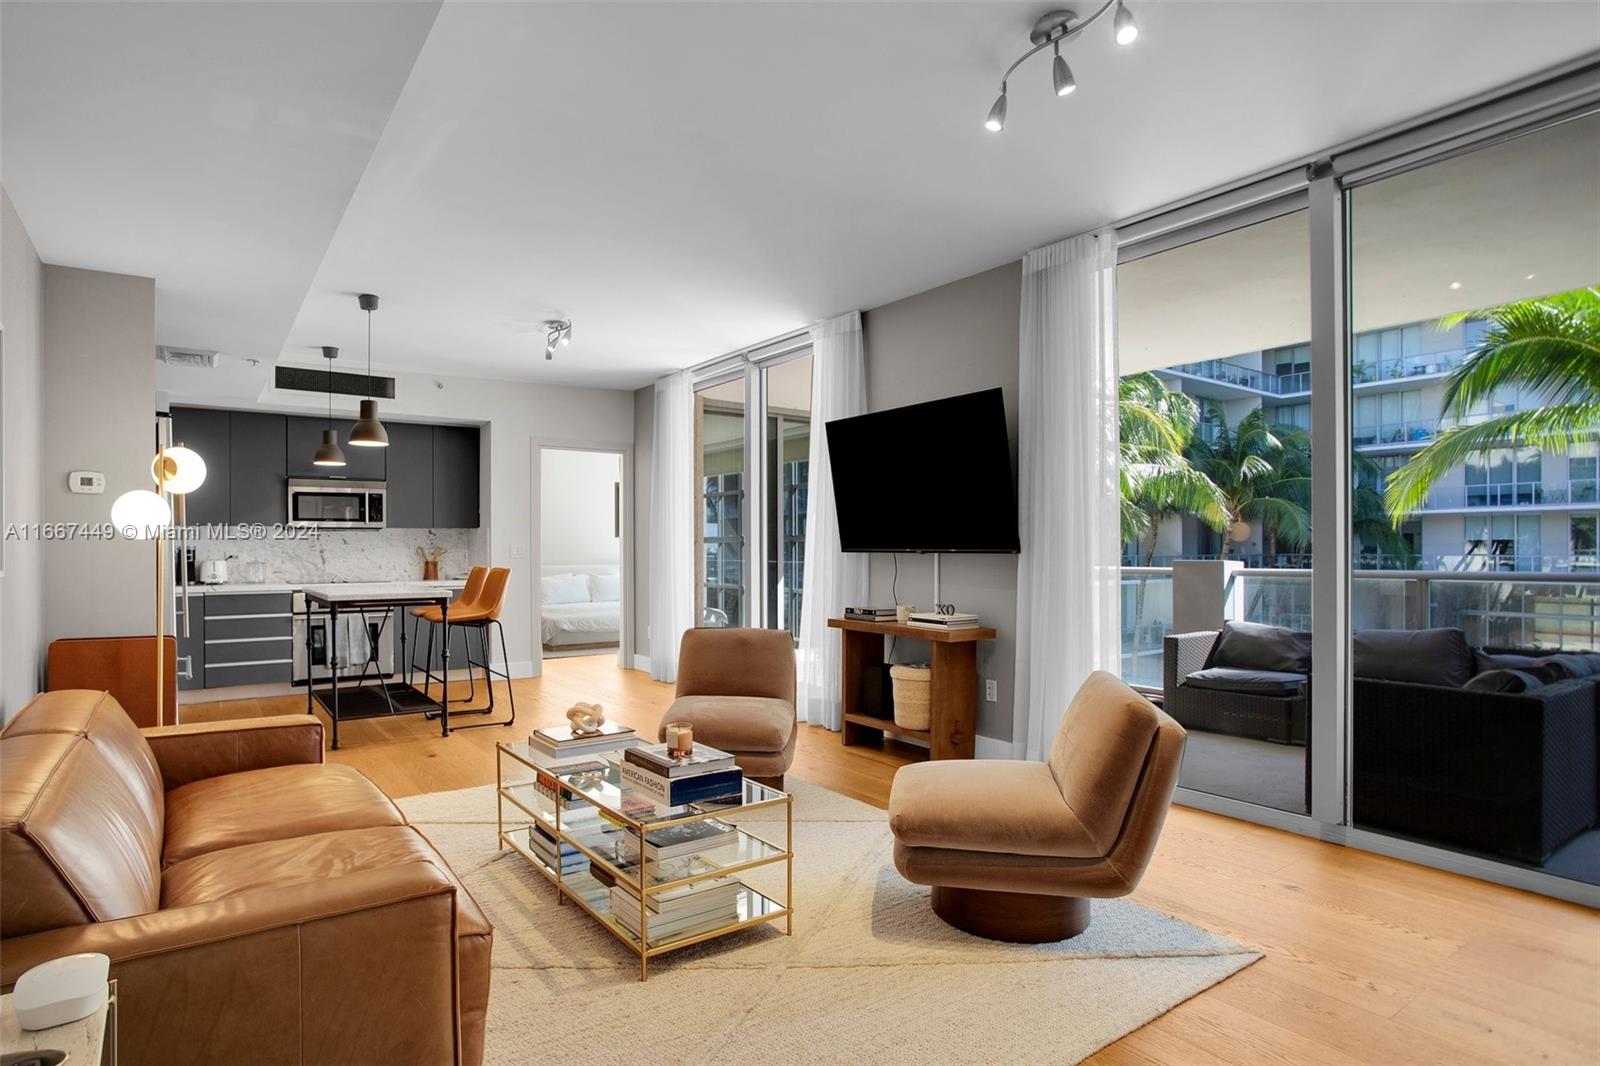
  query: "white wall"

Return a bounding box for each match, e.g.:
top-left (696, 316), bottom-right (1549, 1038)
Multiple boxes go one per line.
top-left (1, 188), bottom-right (45, 719)
top-left (541, 449), bottom-right (621, 567)
top-left (254, 368), bottom-right (635, 677)
top-left (40, 265), bottom-right (158, 646)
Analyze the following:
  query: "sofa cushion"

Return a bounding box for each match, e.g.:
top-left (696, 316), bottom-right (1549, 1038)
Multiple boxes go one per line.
top-left (889, 760), bottom-right (1099, 858)
top-left (1354, 628), bottom-right (1475, 687)
top-left (1210, 620), bottom-right (1312, 673)
top-left (675, 628), bottom-right (796, 703)
top-left (660, 695), bottom-right (795, 753)
top-left (162, 763), bottom-right (404, 867)
top-left (1475, 650), bottom-right (1542, 673)
top-left (1463, 668), bottom-right (1546, 694)
top-left (1534, 653), bottom-right (1600, 680)
top-left (1, 691), bottom-right (165, 937)
top-left (1182, 666), bottom-right (1306, 697)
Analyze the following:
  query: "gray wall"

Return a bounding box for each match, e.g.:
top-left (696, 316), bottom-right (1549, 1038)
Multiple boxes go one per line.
top-left (41, 265), bottom-right (158, 646)
top-left (632, 384), bottom-right (654, 660)
top-left (2, 188), bottom-right (45, 719)
top-left (862, 261), bottom-right (1022, 743)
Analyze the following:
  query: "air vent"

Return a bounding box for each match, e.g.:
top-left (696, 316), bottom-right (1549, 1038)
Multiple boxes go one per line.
top-left (275, 364), bottom-right (396, 399)
top-left (156, 345), bottom-right (219, 368)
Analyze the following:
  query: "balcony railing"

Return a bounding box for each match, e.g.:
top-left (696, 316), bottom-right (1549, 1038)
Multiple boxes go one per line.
top-left (1418, 481), bottom-right (1600, 510)
top-left (1120, 565), bottom-right (1600, 688)
top-left (1169, 358), bottom-right (1264, 391)
top-left (1353, 418), bottom-right (1436, 447)
top-left (1352, 347), bottom-right (1471, 385)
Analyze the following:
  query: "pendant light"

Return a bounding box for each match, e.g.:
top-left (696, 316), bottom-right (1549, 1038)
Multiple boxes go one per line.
top-left (312, 346), bottom-right (347, 467)
top-left (349, 292), bottom-right (388, 447)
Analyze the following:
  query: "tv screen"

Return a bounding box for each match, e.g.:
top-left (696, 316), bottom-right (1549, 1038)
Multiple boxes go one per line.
top-left (825, 388), bottom-right (1020, 554)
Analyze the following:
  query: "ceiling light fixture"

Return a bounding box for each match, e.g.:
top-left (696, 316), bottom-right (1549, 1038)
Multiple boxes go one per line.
top-left (544, 319), bottom-right (572, 361)
top-left (984, 3), bottom-right (1137, 132)
top-left (312, 346), bottom-right (347, 467)
top-left (1449, 281), bottom-right (1463, 290)
top-left (348, 293), bottom-right (388, 447)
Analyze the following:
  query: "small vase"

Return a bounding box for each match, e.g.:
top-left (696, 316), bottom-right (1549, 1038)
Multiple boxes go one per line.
top-left (422, 560), bottom-right (439, 581)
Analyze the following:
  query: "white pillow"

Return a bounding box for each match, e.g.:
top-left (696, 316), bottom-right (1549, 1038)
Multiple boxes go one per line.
top-left (588, 571), bottom-right (621, 603)
top-left (542, 573), bottom-right (590, 605)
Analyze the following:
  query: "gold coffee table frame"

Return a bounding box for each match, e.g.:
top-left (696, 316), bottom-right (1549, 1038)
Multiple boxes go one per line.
top-left (496, 740), bottom-right (794, 980)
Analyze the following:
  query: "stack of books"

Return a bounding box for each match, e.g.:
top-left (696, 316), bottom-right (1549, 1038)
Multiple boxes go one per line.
top-left (617, 818), bottom-right (737, 865)
top-left (906, 610), bottom-right (982, 632)
top-left (529, 721), bottom-right (637, 758)
top-left (611, 870), bottom-right (743, 945)
top-left (528, 821), bottom-right (589, 876)
top-left (612, 743), bottom-right (744, 806)
top-left (844, 605), bottom-right (898, 622)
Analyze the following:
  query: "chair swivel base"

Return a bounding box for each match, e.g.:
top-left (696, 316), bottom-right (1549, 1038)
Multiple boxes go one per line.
top-left (930, 885), bottom-right (1091, 943)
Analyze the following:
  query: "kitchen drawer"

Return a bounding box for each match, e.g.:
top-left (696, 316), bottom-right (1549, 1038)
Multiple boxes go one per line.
top-left (205, 660), bottom-right (293, 687)
top-left (204, 635), bottom-right (295, 665)
top-left (203, 592), bottom-right (293, 617)
top-left (204, 614), bottom-right (293, 641)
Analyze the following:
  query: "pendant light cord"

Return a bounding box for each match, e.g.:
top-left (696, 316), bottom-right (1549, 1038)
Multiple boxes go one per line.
top-left (366, 310), bottom-right (373, 398)
top-left (327, 356), bottom-right (333, 428)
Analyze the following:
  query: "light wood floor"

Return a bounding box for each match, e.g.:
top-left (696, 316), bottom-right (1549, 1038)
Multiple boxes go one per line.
top-left (186, 654), bottom-right (1600, 1065)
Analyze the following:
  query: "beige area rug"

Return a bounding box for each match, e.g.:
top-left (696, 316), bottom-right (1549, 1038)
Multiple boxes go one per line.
top-left (399, 780), bottom-right (1261, 1065)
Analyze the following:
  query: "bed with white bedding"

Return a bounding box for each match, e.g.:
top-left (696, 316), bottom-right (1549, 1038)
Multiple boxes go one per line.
top-left (540, 566), bottom-right (621, 650)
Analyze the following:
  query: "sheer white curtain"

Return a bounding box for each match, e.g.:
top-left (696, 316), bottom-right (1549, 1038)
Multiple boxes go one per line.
top-left (648, 369), bottom-right (696, 682)
top-left (1013, 231), bottom-right (1121, 759)
top-left (796, 311), bottom-right (868, 729)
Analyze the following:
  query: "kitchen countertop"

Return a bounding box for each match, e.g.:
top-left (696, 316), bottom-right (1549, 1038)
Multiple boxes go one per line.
top-left (177, 579), bottom-right (469, 595)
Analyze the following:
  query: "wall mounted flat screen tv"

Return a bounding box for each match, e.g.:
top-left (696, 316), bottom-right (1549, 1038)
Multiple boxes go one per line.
top-left (825, 388), bottom-right (1020, 554)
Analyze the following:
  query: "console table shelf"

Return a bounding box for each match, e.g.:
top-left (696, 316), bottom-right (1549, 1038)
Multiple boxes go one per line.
top-left (828, 617), bottom-right (996, 760)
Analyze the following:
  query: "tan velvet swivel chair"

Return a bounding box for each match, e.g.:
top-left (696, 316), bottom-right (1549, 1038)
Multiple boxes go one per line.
top-left (889, 671), bottom-right (1186, 942)
top-left (658, 628), bottom-right (797, 788)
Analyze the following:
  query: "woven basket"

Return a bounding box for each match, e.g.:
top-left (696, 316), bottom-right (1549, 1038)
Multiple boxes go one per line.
top-left (890, 664), bottom-right (933, 731)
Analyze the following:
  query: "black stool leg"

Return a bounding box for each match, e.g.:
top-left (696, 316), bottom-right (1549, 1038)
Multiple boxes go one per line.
top-left (452, 619), bottom-right (516, 730)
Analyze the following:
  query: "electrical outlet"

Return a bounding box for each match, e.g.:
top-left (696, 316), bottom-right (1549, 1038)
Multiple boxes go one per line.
top-left (510, 545), bottom-right (524, 558)
top-left (984, 679), bottom-right (998, 702)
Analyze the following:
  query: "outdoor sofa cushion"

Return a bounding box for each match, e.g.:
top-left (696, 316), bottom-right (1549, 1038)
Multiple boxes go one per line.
top-left (1353, 628), bottom-right (1475, 687)
top-left (1182, 666), bottom-right (1307, 697)
top-left (1210, 620), bottom-right (1312, 673)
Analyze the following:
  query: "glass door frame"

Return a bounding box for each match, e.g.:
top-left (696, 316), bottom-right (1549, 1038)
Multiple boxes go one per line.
top-left (1114, 91), bottom-right (1600, 906)
top-left (691, 332), bottom-right (813, 636)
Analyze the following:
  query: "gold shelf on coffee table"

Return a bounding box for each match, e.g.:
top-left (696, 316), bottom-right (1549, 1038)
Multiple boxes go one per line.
top-left (495, 740), bottom-right (793, 981)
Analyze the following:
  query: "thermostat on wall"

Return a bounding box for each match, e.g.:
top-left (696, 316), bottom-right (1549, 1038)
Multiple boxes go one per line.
top-left (67, 471), bottom-right (106, 494)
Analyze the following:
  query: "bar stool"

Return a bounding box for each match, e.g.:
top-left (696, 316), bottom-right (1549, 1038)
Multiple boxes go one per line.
top-left (433, 566), bottom-right (517, 731)
top-left (407, 565), bottom-right (487, 702)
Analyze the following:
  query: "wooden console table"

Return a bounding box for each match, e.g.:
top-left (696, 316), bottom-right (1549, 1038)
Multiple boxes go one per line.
top-left (827, 617), bottom-right (997, 760)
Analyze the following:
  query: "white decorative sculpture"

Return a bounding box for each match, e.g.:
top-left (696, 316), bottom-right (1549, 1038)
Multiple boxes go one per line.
top-left (566, 701), bottom-right (606, 735)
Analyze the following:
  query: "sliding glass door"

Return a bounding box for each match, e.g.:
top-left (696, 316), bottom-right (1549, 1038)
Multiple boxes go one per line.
top-left (1347, 113), bottom-right (1600, 888)
top-left (692, 342), bottom-right (813, 639)
top-left (1118, 205), bottom-right (1315, 814)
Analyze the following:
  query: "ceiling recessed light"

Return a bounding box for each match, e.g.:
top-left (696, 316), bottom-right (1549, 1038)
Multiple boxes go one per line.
top-left (1449, 281), bottom-right (1463, 290)
top-left (1525, 273), bottom-right (1536, 280)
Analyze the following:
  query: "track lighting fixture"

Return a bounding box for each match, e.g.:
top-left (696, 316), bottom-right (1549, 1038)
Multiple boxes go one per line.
top-left (984, 2), bottom-right (1137, 131)
top-left (543, 319), bottom-right (572, 361)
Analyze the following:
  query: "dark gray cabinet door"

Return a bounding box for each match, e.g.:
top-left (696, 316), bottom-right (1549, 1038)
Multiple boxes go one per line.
top-left (432, 425), bottom-right (480, 528)
top-left (287, 416), bottom-right (386, 481)
top-left (169, 407), bottom-right (231, 526)
top-left (384, 421), bottom-right (435, 528)
top-left (229, 412), bottom-right (288, 525)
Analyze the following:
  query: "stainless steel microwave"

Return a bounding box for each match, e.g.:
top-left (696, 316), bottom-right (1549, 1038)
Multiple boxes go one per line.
top-left (286, 478), bottom-right (386, 529)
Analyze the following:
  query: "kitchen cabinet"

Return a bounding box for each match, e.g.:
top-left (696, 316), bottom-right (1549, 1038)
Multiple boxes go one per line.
top-left (287, 416), bottom-right (386, 481)
top-left (384, 421), bottom-right (435, 528)
top-left (431, 425), bottom-right (480, 528)
top-left (168, 406), bottom-right (231, 526)
top-left (175, 593), bottom-right (204, 691)
top-left (230, 411), bottom-right (288, 525)
top-left (203, 591), bottom-right (294, 687)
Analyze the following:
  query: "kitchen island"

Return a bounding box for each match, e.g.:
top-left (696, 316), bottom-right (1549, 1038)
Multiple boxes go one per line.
top-left (302, 582), bottom-right (456, 749)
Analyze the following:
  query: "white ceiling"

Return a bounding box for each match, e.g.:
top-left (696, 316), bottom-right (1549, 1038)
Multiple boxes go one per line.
top-left (5, 2), bottom-right (1599, 397)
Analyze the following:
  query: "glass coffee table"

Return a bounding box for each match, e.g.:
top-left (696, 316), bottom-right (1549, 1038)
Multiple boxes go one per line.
top-left (496, 740), bottom-right (793, 980)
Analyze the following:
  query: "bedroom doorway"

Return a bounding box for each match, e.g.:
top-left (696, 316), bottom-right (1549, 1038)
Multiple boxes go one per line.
top-left (536, 445), bottom-right (628, 670)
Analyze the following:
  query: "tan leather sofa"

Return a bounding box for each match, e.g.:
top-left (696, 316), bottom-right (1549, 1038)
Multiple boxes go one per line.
top-left (1, 690), bottom-right (491, 1065)
top-left (889, 671), bottom-right (1185, 942)
top-left (658, 628), bottom-right (798, 787)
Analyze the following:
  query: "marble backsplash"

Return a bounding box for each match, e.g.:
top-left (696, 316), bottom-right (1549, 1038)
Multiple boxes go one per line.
top-left (189, 527), bottom-right (482, 584)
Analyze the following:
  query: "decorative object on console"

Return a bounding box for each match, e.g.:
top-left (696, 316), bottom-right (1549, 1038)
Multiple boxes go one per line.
top-left (658, 628), bottom-right (798, 788)
top-left (889, 664), bottom-right (932, 731)
top-left (890, 670), bottom-right (1185, 943)
top-left (843, 605), bottom-right (898, 622)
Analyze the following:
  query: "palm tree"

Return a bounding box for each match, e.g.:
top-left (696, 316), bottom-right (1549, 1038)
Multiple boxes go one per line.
top-left (1385, 287), bottom-right (1600, 520)
top-left (1118, 373), bottom-right (1228, 557)
top-left (1185, 407), bottom-right (1311, 561)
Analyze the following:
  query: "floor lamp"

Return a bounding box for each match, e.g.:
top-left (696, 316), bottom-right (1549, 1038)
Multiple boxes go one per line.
top-left (110, 430), bottom-right (206, 727)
